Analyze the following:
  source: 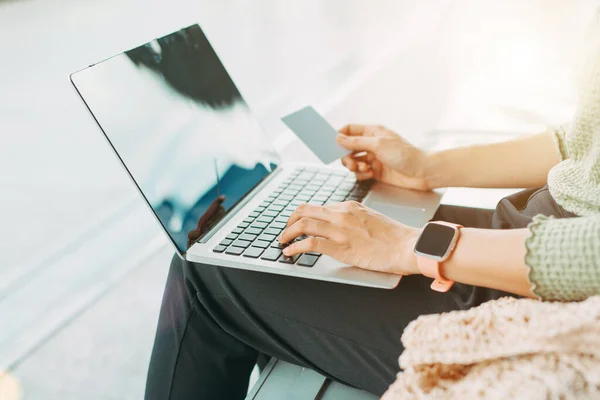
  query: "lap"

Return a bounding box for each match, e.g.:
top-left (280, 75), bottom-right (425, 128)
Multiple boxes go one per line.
top-left (174, 205), bottom-right (506, 394)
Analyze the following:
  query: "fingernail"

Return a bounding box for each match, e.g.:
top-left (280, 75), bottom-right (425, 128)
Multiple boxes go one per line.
top-left (282, 248), bottom-right (290, 255)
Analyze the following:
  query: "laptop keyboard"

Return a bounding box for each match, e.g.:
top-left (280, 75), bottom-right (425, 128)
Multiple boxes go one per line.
top-left (212, 167), bottom-right (373, 267)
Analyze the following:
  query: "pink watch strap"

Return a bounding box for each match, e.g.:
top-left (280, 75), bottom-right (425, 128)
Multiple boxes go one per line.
top-left (416, 222), bottom-right (462, 292)
top-left (418, 257), bottom-right (455, 292)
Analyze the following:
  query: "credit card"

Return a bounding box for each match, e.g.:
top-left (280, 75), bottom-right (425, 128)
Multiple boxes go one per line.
top-left (281, 106), bottom-right (348, 164)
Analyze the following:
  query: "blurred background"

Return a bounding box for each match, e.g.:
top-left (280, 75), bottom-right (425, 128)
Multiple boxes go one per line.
top-left (0, 0), bottom-right (598, 399)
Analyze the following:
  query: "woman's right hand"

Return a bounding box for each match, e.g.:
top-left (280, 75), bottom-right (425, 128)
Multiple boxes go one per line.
top-left (336, 124), bottom-right (432, 191)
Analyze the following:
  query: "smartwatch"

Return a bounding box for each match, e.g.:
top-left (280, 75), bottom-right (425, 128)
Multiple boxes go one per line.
top-left (413, 221), bottom-right (462, 292)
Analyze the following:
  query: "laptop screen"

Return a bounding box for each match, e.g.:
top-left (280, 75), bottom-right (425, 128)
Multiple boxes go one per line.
top-left (72, 25), bottom-right (279, 254)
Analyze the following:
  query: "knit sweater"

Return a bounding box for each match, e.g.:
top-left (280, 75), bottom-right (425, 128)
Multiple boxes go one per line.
top-left (381, 296), bottom-right (600, 400)
top-left (526, 14), bottom-right (600, 301)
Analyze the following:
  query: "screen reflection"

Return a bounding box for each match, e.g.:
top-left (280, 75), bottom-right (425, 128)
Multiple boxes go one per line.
top-left (73, 25), bottom-right (279, 253)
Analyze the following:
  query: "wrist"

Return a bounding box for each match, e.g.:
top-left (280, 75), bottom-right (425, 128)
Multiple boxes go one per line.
top-left (421, 151), bottom-right (448, 190)
top-left (395, 226), bottom-right (421, 275)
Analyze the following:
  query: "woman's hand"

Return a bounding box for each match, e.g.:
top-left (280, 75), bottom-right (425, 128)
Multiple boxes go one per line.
top-left (337, 124), bottom-right (431, 191)
top-left (279, 201), bottom-right (421, 276)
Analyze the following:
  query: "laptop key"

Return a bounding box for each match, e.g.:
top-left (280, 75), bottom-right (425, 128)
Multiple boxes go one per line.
top-left (263, 210), bottom-right (278, 217)
top-left (270, 221), bottom-right (287, 230)
top-left (219, 239), bottom-right (233, 246)
top-left (232, 227), bottom-right (244, 235)
top-left (279, 195), bottom-right (295, 201)
top-left (243, 247), bottom-right (264, 258)
top-left (232, 239), bottom-right (252, 248)
top-left (283, 190), bottom-right (300, 197)
top-left (294, 235), bottom-right (308, 242)
top-left (213, 245), bottom-right (227, 253)
top-left (245, 227), bottom-right (263, 236)
top-left (237, 222), bottom-right (250, 229)
top-left (252, 240), bottom-right (271, 249)
top-left (239, 233), bottom-right (258, 242)
top-left (306, 252), bottom-right (321, 256)
top-left (225, 246), bottom-right (244, 255)
top-left (243, 217), bottom-right (255, 224)
top-left (255, 206), bottom-right (266, 213)
top-left (264, 227), bottom-right (282, 236)
top-left (279, 254), bottom-right (300, 264)
top-left (251, 222), bottom-right (268, 230)
top-left (256, 216), bottom-right (274, 224)
top-left (261, 248), bottom-right (282, 261)
top-left (298, 254), bottom-right (319, 267)
top-left (226, 233), bottom-right (239, 241)
top-left (249, 211), bottom-right (260, 218)
top-left (331, 170), bottom-right (348, 176)
top-left (258, 233), bottom-right (277, 242)
top-left (270, 240), bottom-right (287, 249)
top-left (269, 205), bottom-right (285, 212)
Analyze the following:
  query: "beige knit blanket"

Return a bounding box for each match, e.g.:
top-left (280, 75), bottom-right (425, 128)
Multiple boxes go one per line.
top-left (381, 296), bottom-right (600, 400)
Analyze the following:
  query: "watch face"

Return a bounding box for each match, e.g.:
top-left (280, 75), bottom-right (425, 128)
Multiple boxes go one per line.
top-left (415, 223), bottom-right (457, 258)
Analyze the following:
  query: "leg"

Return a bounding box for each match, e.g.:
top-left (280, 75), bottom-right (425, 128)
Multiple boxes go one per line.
top-left (432, 204), bottom-right (494, 228)
top-left (146, 205), bottom-right (505, 398)
top-left (145, 254), bottom-right (258, 400)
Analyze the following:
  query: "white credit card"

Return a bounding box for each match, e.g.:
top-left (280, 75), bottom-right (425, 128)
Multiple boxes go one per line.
top-left (281, 106), bottom-right (348, 164)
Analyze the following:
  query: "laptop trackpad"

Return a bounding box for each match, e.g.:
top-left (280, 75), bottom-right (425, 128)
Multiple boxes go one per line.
top-left (367, 201), bottom-right (426, 227)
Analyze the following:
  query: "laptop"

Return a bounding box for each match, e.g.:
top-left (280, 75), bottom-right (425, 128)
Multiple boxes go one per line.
top-left (70, 24), bottom-right (442, 289)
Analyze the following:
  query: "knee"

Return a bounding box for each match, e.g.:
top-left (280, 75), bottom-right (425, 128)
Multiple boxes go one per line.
top-left (170, 254), bottom-right (219, 298)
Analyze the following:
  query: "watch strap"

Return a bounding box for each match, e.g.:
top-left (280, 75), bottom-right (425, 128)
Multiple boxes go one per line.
top-left (416, 222), bottom-right (462, 292)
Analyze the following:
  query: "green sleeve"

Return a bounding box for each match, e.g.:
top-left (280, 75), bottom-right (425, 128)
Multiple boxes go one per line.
top-left (525, 215), bottom-right (600, 301)
top-left (551, 124), bottom-right (569, 161)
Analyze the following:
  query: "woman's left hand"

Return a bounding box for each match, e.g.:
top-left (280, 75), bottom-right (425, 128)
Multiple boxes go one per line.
top-left (279, 201), bottom-right (421, 276)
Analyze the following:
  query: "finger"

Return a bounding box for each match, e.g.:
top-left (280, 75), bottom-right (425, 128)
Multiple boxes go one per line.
top-left (279, 218), bottom-right (341, 244)
top-left (351, 151), bottom-right (375, 162)
top-left (355, 171), bottom-right (374, 181)
top-left (286, 203), bottom-right (336, 228)
top-left (338, 124), bottom-right (366, 136)
top-left (336, 134), bottom-right (378, 152)
top-left (357, 161), bottom-right (371, 172)
top-left (371, 159), bottom-right (383, 175)
top-left (341, 155), bottom-right (358, 171)
top-left (282, 236), bottom-right (341, 257)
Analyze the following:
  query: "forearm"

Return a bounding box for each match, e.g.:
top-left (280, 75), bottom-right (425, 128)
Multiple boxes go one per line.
top-left (423, 131), bottom-right (561, 189)
top-left (438, 227), bottom-right (535, 298)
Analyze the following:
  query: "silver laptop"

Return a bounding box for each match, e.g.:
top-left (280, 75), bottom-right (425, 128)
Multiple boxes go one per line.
top-left (70, 24), bottom-right (442, 289)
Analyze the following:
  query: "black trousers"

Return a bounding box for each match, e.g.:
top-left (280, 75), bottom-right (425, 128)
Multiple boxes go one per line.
top-left (144, 204), bottom-right (524, 400)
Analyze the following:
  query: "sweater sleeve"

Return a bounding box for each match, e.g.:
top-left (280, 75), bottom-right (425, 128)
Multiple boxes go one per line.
top-left (525, 214), bottom-right (600, 301)
top-left (551, 124), bottom-right (569, 161)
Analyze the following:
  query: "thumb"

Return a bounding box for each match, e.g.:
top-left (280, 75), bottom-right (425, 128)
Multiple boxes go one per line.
top-left (336, 134), bottom-right (378, 152)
